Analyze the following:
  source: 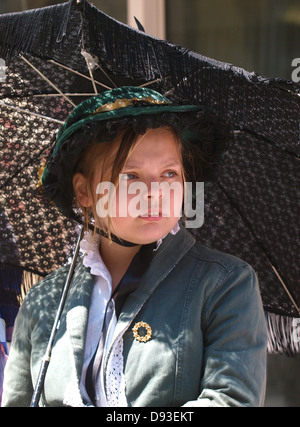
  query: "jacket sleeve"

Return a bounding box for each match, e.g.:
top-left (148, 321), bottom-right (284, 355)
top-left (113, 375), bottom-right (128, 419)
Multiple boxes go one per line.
top-left (2, 295), bottom-right (34, 407)
top-left (183, 264), bottom-right (268, 407)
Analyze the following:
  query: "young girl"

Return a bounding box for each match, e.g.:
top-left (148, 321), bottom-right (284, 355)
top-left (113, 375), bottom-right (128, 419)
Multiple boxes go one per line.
top-left (2, 86), bottom-right (268, 407)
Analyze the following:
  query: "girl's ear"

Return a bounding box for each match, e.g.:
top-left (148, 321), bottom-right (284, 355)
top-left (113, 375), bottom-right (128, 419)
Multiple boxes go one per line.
top-left (73, 172), bottom-right (93, 208)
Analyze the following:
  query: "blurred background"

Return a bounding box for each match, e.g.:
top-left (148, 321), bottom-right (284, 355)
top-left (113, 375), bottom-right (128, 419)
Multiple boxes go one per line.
top-left (0, 0), bottom-right (299, 407)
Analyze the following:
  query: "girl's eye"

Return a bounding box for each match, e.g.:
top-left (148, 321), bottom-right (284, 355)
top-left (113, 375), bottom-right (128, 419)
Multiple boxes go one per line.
top-left (120, 173), bottom-right (137, 181)
top-left (163, 171), bottom-right (178, 178)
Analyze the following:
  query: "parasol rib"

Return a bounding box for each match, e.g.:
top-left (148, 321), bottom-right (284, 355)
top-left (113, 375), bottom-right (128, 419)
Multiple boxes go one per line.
top-left (139, 78), bottom-right (163, 88)
top-left (33, 93), bottom-right (101, 98)
top-left (163, 77), bottom-right (188, 98)
top-left (81, 49), bottom-right (98, 95)
top-left (49, 59), bottom-right (113, 91)
top-left (269, 265), bottom-right (300, 316)
top-left (0, 101), bottom-right (64, 124)
top-left (20, 55), bottom-right (76, 108)
top-left (93, 62), bottom-right (118, 89)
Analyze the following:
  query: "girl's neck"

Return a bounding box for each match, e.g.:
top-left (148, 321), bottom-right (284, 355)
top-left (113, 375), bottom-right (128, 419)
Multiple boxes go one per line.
top-left (99, 236), bottom-right (142, 294)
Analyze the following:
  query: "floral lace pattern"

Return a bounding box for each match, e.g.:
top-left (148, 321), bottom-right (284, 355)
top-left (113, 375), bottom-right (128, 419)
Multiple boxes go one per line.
top-left (105, 337), bottom-right (128, 407)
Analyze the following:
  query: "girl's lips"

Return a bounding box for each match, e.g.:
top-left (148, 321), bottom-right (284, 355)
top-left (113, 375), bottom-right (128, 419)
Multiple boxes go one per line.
top-left (139, 212), bottom-right (165, 221)
top-left (139, 216), bottom-right (163, 222)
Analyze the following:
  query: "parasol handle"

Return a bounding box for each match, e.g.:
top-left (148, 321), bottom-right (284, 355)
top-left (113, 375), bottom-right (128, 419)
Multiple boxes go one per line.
top-left (30, 226), bottom-right (84, 407)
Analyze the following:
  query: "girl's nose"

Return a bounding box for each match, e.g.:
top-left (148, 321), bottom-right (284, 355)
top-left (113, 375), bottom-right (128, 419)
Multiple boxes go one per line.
top-left (141, 180), bottom-right (163, 201)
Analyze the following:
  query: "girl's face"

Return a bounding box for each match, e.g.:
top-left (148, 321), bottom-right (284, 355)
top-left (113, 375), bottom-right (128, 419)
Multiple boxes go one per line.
top-left (94, 128), bottom-right (184, 245)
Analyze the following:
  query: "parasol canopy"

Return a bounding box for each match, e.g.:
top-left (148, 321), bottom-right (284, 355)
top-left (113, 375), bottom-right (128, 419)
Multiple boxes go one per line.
top-left (0, 0), bottom-right (299, 354)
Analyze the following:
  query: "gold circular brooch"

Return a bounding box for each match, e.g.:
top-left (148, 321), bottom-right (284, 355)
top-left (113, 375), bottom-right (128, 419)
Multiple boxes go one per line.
top-left (132, 321), bottom-right (152, 343)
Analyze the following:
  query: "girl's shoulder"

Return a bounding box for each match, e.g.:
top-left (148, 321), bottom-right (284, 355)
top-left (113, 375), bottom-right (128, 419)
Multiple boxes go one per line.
top-left (187, 240), bottom-right (254, 275)
top-left (22, 258), bottom-right (87, 308)
top-left (28, 263), bottom-right (71, 295)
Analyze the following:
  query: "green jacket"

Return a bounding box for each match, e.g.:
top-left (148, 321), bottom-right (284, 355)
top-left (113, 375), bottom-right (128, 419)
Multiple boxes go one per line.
top-left (2, 226), bottom-right (268, 407)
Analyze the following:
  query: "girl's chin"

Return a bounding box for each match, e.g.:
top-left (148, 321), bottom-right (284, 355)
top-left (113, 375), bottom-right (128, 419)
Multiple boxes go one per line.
top-left (113, 219), bottom-right (179, 245)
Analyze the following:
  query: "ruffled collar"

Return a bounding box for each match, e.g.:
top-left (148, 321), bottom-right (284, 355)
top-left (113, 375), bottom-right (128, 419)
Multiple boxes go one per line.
top-left (80, 232), bottom-right (111, 281)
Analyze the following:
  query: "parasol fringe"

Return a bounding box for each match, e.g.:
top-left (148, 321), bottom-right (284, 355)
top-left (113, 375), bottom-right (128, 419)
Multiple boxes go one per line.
top-left (0, 1), bottom-right (73, 59)
top-left (265, 312), bottom-right (300, 356)
top-left (1, 0), bottom-right (299, 114)
top-left (0, 2), bottom-right (72, 58)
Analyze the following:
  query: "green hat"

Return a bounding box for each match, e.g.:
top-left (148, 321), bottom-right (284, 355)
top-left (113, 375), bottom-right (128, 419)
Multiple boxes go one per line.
top-left (39, 86), bottom-right (228, 218)
top-left (53, 86), bottom-right (200, 151)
